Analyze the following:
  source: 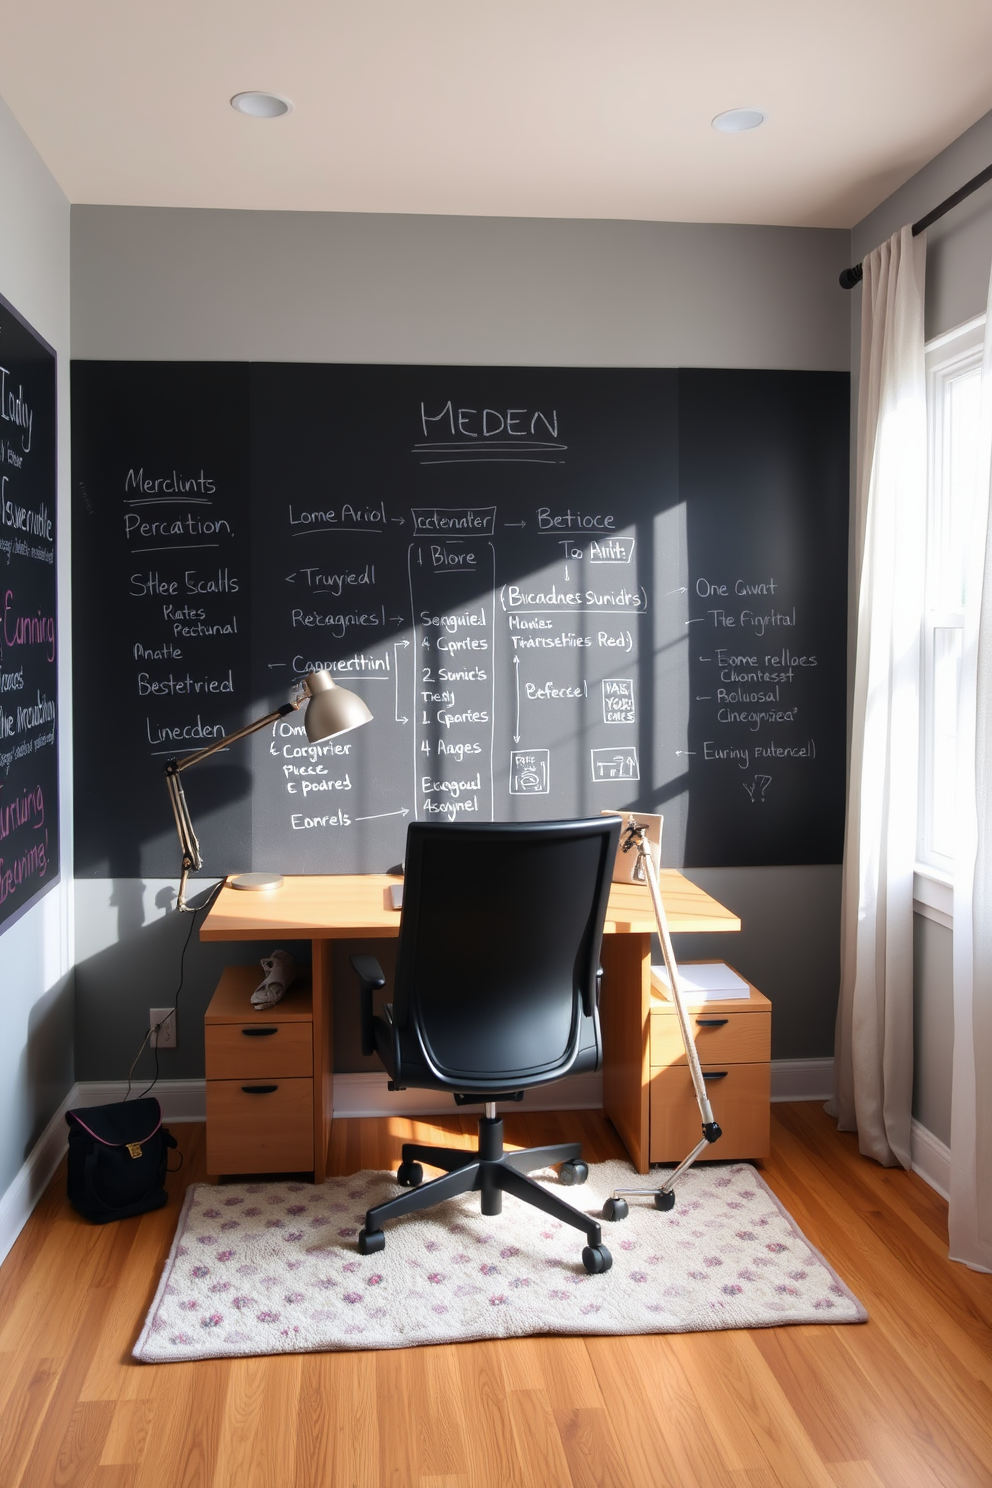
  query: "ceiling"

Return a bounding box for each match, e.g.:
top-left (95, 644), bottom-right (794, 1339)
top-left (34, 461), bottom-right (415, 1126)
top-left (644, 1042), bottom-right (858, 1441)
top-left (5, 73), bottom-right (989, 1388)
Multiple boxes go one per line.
top-left (2, 1), bottom-right (992, 227)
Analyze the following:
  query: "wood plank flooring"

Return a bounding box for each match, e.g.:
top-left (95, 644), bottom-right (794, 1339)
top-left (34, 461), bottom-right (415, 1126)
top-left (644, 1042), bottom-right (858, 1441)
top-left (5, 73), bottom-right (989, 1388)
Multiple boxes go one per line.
top-left (1, 1103), bottom-right (990, 1488)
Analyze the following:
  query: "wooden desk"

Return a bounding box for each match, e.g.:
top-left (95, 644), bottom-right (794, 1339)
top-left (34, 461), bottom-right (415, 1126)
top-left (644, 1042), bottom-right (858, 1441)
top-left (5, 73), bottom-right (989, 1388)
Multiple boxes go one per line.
top-left (201, 872), bottom-right (741, 1178)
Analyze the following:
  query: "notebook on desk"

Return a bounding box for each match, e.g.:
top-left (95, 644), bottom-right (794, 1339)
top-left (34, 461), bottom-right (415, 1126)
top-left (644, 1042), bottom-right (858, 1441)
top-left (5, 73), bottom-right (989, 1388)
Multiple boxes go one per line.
top-left (651, 961), bottom-right (750, 1003)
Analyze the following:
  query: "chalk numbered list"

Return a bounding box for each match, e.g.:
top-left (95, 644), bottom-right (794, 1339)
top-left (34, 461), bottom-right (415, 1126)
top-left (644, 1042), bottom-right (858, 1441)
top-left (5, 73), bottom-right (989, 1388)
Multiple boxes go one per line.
top-left (0, 295), bottom-right (59, 931)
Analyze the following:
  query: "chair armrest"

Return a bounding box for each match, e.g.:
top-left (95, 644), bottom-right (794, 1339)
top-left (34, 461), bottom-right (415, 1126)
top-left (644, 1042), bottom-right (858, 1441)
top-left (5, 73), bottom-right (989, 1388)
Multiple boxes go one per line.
top-left (583, 966), bottom-right (604, 1019)
top-left (350, 955), bottom-right (386, 1057)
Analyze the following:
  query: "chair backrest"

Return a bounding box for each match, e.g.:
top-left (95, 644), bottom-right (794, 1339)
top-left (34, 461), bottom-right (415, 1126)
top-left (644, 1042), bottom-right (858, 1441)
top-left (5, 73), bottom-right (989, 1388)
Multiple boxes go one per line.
top-left (392, 816), bottom-right (621, 1091)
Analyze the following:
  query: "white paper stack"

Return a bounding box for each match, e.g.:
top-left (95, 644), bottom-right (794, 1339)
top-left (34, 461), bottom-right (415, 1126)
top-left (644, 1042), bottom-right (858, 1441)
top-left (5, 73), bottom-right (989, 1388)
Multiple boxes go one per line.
top-left (651, 961), bottom-right (750, 1003)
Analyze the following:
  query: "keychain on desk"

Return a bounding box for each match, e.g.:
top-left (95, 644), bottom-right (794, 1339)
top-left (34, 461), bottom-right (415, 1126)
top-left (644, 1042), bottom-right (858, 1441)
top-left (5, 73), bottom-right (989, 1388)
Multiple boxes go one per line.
top-left (602, 817), bottom-right (723, 1221)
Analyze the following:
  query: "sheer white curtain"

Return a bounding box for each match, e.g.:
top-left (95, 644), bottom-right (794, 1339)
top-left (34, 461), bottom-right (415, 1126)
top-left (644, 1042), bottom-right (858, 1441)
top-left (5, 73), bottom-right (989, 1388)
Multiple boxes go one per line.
top-left (830, 226), bottom-right (927, 1167)
top-left (950, 262), bottom-right (992, 1273)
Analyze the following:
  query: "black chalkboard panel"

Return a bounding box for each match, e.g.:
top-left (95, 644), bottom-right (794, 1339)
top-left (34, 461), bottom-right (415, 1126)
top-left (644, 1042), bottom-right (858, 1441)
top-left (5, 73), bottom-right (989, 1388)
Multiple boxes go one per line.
top-left (71, 362), bottom-right (847, 881)
top-left (71, 363), bottom-right (250, 877)
top-left (681, 370), bottom-right (850, 866)
top-left (0, 291), bottom-right (59, 932)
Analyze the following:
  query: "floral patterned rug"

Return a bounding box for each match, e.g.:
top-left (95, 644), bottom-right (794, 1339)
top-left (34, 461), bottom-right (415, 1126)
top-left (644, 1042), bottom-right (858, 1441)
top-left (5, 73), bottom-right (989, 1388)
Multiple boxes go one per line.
top-left (134, 1160), bottom-right (866, 1361)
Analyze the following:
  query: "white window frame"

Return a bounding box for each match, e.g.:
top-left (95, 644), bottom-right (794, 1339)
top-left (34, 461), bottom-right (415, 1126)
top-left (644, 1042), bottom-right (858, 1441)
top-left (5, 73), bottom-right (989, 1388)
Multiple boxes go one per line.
top-left (916, 312), bottom-right (987, 923)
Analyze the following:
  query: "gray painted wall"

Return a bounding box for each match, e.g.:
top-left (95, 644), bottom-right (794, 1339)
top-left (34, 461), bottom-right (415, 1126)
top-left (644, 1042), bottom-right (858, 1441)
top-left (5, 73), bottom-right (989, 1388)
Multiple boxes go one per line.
top-left (69, 205), bottom-right (851, 1080)
top-left (850, 104), bottom-right (992, 1143)
top-left (853, 105), bottom-right (992, 342)
top-left (71, 208), bottom-right (850, 370)
top-left (0, 94), bottom-right (72, 1199)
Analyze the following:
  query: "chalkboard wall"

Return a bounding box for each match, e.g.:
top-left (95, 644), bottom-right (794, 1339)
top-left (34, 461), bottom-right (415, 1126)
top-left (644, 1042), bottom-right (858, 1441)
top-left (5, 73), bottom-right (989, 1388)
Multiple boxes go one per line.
top-left (71, 363), bottom-right (848, 880)
top-left (0, 292), bottom-right (59, 932)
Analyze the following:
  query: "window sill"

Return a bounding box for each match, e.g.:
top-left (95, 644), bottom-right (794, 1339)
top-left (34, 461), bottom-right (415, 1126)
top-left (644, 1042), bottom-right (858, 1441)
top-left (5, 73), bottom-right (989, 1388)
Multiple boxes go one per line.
top-left (914, 866), bottom-right (953, 929)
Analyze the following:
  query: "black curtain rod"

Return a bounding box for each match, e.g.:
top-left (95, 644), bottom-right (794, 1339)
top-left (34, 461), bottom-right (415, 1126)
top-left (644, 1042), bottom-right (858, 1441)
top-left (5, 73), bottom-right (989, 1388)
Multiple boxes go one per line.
top-left (839, 161), bottom-right (992, 289)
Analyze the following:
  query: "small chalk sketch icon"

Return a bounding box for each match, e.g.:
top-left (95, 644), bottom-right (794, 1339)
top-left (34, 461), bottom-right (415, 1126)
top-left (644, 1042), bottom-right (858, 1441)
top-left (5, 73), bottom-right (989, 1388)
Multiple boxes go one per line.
top-left (744, 774), bottom-right (772, 803)
top-left (509, 749), bottom-right (550, 794)
top-left (590, 747), bottom-right (640, 783)
top-left (602, 678), bottom-right (636, 725)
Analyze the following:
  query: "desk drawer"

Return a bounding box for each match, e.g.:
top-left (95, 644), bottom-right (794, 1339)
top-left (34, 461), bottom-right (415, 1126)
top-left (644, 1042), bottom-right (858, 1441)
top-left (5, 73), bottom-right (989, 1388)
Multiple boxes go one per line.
top-left (650, 1008), bottom-right (770, 1069)
top-left (206, 1078), bottom-right (314, 1174)
top-left (649, 1063), bottom-right (770, 1162)
top-left (205, 1020), bottom-right (313, 1080)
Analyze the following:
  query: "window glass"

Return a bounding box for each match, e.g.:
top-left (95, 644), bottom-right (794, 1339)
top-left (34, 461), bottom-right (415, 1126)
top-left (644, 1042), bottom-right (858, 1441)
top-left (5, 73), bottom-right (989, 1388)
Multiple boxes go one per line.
top-left (920, 320), bottom-right (985, 873)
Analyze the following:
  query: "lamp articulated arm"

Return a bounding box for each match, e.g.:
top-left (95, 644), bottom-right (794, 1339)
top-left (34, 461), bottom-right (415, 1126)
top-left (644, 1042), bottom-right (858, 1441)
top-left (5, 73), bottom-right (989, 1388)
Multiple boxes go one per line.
top-left (160, 669), bottom-right (373, 913)
top-left (163, 701), bottom-right (298, 912)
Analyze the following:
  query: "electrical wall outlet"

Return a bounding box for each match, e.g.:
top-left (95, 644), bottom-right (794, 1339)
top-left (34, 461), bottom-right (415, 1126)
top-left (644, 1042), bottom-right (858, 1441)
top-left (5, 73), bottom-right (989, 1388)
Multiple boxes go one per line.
top-left (149, 1008), bottom-right (177, 1049)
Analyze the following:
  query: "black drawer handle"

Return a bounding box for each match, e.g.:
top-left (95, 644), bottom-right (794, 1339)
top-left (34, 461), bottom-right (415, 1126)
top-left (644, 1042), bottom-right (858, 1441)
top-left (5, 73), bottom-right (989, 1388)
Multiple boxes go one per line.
top-left (241, 1027), bottom-right (278, 1037)
top-left (241, 1084), bottom-right (279, 1095)
top-left (702, 1071), bottom-right (729, 1081)
top-left (695, 1018), bottom-right (729, 1028)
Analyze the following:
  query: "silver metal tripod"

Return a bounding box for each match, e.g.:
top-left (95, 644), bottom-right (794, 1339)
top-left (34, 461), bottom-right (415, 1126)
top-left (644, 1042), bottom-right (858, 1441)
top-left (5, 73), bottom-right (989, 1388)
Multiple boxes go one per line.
top-left (602, 817), bottom-right (722, 1221)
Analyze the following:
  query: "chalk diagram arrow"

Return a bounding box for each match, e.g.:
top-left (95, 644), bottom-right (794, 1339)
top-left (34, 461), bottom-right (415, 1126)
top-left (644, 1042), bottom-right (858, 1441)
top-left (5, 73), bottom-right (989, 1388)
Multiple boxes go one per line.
top-left (285, 572), bottom-right (296, 583)
top-left (513, 656), bottom-right (521, 743)
top-left (685, 617), bottom-right (705, 626)
top-left (355, 807), bottom-right (411, 821)
top-left (394, 639), bottom-right (410, 723)
top-left (267, 661), bottom-right (287, 668)
top-left (503, 520), bottom-right (526, 528)
top-left (675, 749), bottom-right (696, 757)
top-left (667, 586), bottom-right (688, 596)
top-left (391, 516), bottom-right (406, 524)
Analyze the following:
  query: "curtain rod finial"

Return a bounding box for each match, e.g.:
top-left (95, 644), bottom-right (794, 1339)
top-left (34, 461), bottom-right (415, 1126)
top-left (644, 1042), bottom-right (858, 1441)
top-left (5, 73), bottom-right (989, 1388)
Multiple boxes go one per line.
top-left (839, 263), bottom-right (864, 290)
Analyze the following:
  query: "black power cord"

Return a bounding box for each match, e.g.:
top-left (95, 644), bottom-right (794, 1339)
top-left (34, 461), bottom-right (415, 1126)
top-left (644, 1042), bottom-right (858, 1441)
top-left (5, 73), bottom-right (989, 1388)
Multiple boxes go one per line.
top-left (125, 881), bottom-right (223, 1101)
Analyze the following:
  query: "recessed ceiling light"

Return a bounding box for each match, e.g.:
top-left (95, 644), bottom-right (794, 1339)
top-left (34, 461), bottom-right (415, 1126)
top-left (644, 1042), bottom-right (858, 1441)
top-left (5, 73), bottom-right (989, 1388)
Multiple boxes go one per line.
top-left (712, 108), bottom-right (766, 134)
top-left (231, 92), bottom-right (293, 119)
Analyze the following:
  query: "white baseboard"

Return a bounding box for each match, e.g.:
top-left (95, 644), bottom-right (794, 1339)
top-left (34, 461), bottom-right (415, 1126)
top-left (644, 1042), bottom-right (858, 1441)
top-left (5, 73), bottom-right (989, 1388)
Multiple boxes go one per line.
top-left (330, 1070), bottom-right (605, 1118)
top-left (911, 1118), bottom-right (951, 1200)
top-left (770, 1058), bottom-right (834, 1103)
top-left (0, 1058), bottom-right (842, 1271)
top-left (334, 1059), bottom-right (836, 1117)
top-left (0, 1079), bottom-right (208, 1270)
top-left (71, 1080), bottom-right (207, 1122)
top-left (0, 1086), bottom-right (78, 1270)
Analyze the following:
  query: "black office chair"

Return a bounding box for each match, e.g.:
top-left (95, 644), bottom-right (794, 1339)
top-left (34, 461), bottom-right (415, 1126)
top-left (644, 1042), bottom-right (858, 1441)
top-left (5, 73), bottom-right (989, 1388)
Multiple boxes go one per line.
top-left (350, 816), bottom-right (621, 1275)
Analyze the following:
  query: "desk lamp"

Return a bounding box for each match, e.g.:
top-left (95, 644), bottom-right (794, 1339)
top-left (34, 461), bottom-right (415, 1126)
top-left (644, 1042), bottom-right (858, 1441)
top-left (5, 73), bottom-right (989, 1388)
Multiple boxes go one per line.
top-left (163, 670), bottom-right (372, 912)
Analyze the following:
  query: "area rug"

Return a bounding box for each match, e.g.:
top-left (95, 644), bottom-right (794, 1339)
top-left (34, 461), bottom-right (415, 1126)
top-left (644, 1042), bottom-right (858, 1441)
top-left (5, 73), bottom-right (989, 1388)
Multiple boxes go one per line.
top-left (134, 1160), bottom-right (866, 1361)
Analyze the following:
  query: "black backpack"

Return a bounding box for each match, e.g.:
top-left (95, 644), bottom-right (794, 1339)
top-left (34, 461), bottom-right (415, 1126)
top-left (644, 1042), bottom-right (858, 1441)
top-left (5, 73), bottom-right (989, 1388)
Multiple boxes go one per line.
top-left (65, 1098), bottom-right (177, 1224)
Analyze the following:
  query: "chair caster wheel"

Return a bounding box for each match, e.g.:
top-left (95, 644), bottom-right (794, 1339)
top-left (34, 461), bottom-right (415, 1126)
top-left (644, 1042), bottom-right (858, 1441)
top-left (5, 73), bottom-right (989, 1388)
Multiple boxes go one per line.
top-left (602, 1197), bottom-right (628, 1222)
top-left (582, 1244), bottom-right (613, 1275)
top-left (654, 1190), bottom-right (676, 1212)
top-left (358, 1228), bottom-right (385, 1255)
top-left (559, 1160), bottom-right (588, 1186)
top-left (396, 1161), bottom-right (424, 1187)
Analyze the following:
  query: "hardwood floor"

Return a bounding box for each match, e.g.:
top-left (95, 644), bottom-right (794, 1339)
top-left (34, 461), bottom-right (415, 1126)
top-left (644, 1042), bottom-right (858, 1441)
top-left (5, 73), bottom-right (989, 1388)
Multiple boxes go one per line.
top-left (1, 1103), bottom-right (990, 1488)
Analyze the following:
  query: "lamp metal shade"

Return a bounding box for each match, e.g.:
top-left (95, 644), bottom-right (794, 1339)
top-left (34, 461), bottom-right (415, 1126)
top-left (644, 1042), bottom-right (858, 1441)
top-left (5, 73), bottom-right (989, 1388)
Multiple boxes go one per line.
top-left (302, 670), bottom-right (373, 742)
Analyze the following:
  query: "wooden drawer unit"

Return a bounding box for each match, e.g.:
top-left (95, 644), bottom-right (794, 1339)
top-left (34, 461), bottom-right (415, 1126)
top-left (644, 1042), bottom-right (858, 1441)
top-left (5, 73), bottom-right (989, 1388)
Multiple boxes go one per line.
top-left (204, 964), bottom-right (315, 1176)
top-left (648, 966), bottom-right (771, 1162)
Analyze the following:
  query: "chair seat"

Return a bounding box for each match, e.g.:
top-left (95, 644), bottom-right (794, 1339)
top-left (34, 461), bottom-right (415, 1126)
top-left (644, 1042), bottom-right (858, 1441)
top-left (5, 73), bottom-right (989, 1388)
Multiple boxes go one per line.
top-left (373, 1004), bottom-right (600, 1097)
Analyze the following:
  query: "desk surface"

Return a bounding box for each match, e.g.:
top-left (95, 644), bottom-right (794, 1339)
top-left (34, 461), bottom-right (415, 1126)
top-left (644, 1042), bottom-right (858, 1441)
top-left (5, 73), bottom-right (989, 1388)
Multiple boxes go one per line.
top-left (199, 871), bottom-right (741, 941)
